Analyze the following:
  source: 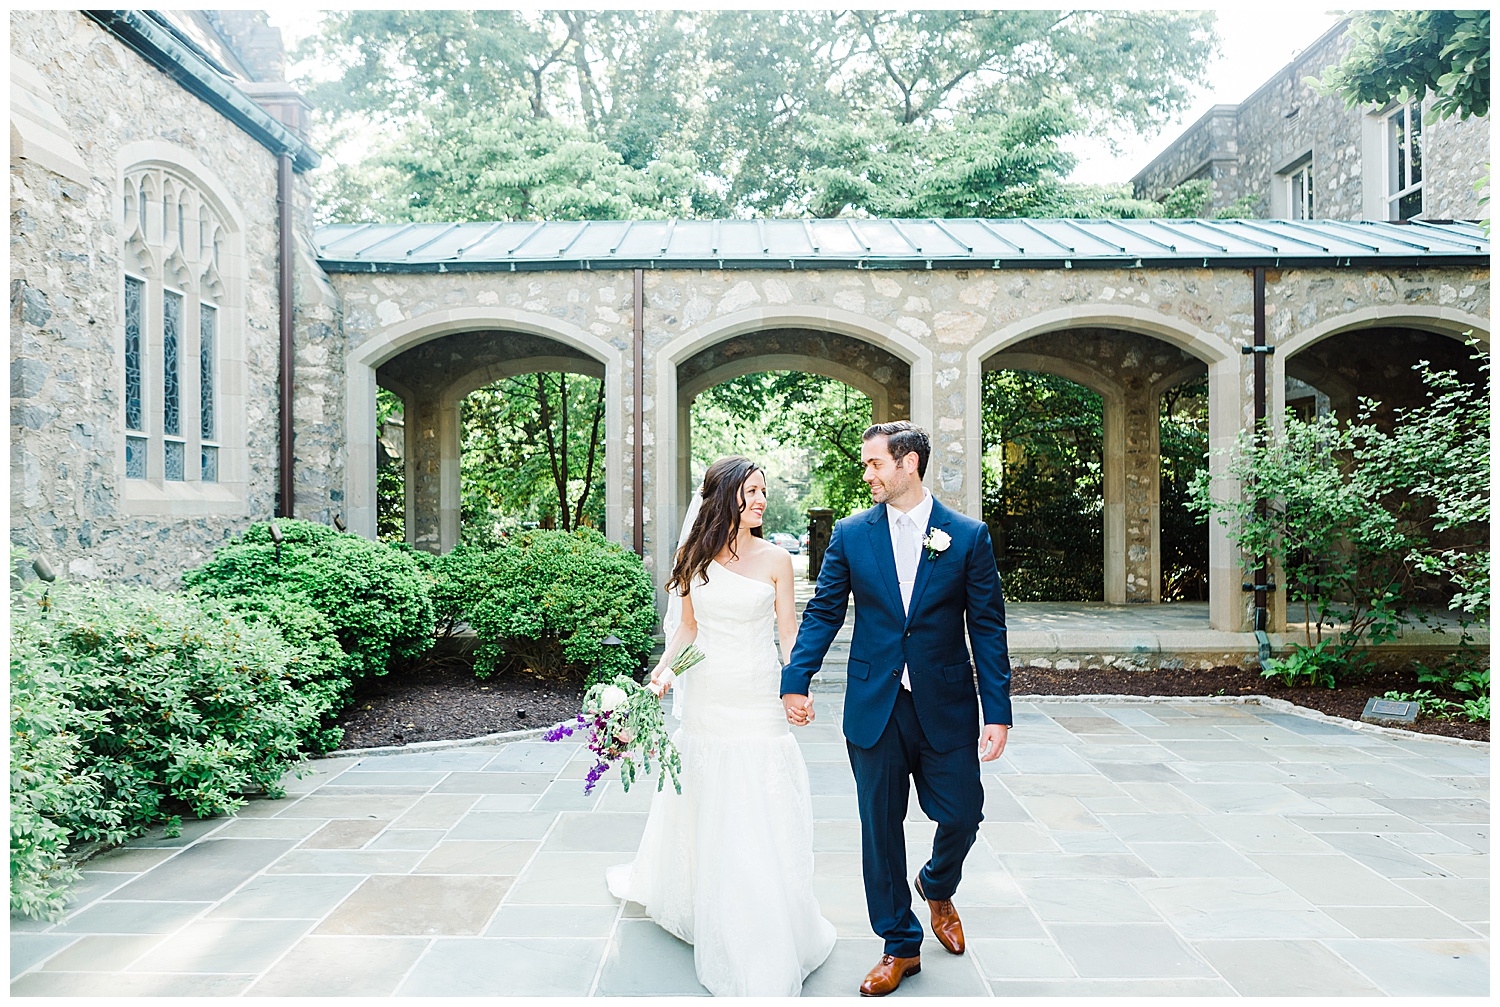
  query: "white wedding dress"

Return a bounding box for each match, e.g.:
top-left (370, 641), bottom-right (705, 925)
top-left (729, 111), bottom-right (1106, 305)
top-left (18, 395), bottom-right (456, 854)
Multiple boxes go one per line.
top-left (606, 560), bottom-right (837, 996)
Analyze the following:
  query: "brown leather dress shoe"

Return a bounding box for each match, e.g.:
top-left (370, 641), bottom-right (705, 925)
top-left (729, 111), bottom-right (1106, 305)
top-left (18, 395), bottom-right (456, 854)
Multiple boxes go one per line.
top-left (915, 876), bottom-right (966, 954)
top-left (859, 954), bottom-right (921, 996)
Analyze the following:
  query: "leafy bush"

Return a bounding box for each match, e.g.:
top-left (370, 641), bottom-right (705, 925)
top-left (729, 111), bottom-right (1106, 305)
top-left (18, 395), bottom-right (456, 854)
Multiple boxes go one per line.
top-left (184, 519), bottom-right (436, 685)
top-left (9, 575), bottom-right (325, 919)
top-left (431, 529), bottom-right (656, 686)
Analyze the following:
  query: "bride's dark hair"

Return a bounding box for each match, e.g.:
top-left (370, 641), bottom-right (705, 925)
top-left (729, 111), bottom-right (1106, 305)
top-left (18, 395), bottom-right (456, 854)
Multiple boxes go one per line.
top-left (667, 455), bottom-right (764, 596)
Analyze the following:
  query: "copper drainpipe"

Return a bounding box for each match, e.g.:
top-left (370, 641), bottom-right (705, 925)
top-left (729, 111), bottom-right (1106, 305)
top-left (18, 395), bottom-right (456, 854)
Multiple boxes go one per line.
top-left (277, 153), bottom-right (294, 518)
top-left (633, 268), bottom-right (645, 557)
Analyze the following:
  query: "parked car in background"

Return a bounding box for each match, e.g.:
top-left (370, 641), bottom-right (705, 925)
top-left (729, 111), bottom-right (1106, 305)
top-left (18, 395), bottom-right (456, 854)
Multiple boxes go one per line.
top-left (799, 532), bottom-right (810, 551)
top-left (768, 532), bottom-right (801, 554)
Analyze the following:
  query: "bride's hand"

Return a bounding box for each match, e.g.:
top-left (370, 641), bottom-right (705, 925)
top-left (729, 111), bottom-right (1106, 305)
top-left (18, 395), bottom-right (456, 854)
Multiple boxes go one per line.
top-left (648, 666), bottom-right (674, 697)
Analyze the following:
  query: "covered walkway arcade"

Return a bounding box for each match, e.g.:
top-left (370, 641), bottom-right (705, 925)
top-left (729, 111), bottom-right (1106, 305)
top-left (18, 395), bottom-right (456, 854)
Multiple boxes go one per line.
top-left (314, 217), bottom-right (1489, 635)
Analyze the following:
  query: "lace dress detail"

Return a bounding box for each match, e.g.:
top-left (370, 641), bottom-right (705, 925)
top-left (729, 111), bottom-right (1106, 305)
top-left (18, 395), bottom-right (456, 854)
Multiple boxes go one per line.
top-left (606, 561), bottom-right (837, 996)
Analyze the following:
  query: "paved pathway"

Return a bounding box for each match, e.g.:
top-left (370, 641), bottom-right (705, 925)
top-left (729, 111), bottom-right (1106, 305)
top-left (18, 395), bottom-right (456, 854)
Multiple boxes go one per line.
top-left (10, 697), bottom-right (1489, 997)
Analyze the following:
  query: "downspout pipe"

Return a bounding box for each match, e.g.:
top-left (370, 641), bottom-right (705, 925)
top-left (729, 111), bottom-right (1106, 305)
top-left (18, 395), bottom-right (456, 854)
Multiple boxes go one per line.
top-left (1243, 267), bottom-right (1275, 667)
top-left (277, 153), bottom-right (295, 518)
top-left (633, 268), bottom-right (645, 558)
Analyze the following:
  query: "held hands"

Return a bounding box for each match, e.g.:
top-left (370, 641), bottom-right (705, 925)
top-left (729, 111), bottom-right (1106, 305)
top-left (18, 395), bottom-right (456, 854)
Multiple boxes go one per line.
top-left (782, 693), bottom-right (815, 727)
top-left (978, 723), bottom-right (1009, 762)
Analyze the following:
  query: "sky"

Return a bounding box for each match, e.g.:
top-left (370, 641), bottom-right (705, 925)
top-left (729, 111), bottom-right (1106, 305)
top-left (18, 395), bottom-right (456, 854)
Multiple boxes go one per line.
top-left (265, 6), bottom-right (1348, 189)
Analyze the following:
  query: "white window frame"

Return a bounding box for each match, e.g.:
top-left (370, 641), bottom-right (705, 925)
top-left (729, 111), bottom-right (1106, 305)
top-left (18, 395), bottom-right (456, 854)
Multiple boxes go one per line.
top-left (1384, 99), bottom-right (1424, 220)
top-left (1271, 153), bottom-right (1315, 220)
top-left (118, 145), bottom-right (247, 515)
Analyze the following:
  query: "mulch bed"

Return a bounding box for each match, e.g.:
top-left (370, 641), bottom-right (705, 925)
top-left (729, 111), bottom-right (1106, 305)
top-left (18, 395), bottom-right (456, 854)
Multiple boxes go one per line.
top-left (333, 659), bottom-right (583, 750)
top-left (333, 659), bottom-right (1487, 750)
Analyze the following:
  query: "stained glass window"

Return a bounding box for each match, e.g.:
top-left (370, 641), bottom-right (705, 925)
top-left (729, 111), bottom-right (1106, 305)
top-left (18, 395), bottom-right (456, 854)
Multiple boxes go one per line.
top-left (124, 276), bottom-right (143, 431)
top-left (164, 439), bottom-right (185, 481)
top-left (126, 436), bottom-right (147, 479)
top-left (163, 290), bottom-right (181, 437)
top-left (123, 163), bottom-right (233, 492)
top-left (201, 304), bottom-right (216, 441)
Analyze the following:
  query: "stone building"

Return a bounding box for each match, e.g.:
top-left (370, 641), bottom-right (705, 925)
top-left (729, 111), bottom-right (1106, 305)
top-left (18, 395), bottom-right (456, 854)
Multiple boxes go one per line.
top-left (1131, 19), bottom-right (1489, 222)
top-left (9, 10), bottom-right (334, 582)
top-left (10, 11), bottom-right (1492, 647)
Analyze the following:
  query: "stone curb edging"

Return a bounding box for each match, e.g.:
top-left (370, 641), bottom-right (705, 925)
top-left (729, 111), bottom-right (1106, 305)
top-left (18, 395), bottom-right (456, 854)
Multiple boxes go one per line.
top-left (1014, 692), bottom-right (1490, 749)
top-left (319, 693), bottom-right (1487, 758)
top-left (321, 724), bottom-right (550, 759)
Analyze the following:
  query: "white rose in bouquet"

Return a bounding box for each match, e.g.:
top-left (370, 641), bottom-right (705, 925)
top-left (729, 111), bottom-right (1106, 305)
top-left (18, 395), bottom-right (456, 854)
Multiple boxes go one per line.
top-left (599, 685), bottom-right (629, 712)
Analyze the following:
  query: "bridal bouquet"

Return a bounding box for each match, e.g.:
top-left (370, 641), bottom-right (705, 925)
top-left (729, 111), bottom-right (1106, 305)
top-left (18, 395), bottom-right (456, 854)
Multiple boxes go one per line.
top-left (544, 645), bottom-right (706, 794)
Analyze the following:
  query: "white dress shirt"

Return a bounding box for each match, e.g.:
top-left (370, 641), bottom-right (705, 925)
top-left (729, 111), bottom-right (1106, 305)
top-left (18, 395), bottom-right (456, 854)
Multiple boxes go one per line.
top-left (887, 489), bottom-right (933, 691)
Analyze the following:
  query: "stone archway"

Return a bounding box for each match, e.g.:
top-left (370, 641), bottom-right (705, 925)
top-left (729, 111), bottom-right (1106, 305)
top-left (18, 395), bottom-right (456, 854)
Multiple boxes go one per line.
top-left (1271, 307), bottom-right (1490, 423)
top-left (652, 308), bottom-right (934, 592)
top-left (965, 307), bottom-right (1238, 628)
top-left (981, 329), bottom-right (1208, 606)
top-left (345, 307), bottom-right (624, 548)
top-left (672, 328), bottom-right (912, 512)
top-left (378, 330), bottom-right (606, 551)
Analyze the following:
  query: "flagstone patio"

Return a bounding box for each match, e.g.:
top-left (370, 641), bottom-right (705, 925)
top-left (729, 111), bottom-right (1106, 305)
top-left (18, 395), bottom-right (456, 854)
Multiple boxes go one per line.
top-left (10, 697), bottom-right (1489, 997)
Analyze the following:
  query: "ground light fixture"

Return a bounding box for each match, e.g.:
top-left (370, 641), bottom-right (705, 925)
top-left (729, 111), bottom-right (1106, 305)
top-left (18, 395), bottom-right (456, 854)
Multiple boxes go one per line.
top-left (268, 519), bottom-right (283, 563)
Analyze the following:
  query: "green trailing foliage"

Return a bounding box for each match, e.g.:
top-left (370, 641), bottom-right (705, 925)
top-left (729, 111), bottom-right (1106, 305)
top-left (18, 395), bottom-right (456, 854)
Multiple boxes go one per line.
top-left (1189, 347), bottom-right (1490, 690)
top-left (1189, 413), bottom-right (1409, 687)
top-left (430, 529), bottom-right (657, 687)
top-left (1315, 10), bottom-right (1489, 121)
top-left (184, 519), bottom-right (436, 686)
top-left (9, 573), bottom-right (327, 919)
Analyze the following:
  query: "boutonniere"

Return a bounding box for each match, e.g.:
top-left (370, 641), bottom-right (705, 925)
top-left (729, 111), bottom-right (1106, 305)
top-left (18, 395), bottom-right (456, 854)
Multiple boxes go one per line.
top-left (923, 528), bottom-right (951, 560)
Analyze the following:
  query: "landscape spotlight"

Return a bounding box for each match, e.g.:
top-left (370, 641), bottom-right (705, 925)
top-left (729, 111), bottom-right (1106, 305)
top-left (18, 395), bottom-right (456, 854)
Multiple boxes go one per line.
top-left (268, 519), bottom-right (283, 563)
top-left (32, 556), bottom-right (56, 583)
top-left (333, 513), bottom-right (347, 532)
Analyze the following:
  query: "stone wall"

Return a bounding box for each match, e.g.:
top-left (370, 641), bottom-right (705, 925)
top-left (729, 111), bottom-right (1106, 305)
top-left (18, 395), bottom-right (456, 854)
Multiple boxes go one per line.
top-left (1134, 23), bottom-right (1489, 221)
top-left (8, 10), bottom-right (327, 585)
top-left (1130, 106), bottom-right (1240, 208)
top-left (331, 259), bottom-right (1487, 629)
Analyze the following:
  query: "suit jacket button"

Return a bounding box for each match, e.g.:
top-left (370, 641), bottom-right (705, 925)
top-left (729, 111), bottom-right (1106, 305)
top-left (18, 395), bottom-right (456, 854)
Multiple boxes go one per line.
top-left (891, 670), bottom-right (900, 677)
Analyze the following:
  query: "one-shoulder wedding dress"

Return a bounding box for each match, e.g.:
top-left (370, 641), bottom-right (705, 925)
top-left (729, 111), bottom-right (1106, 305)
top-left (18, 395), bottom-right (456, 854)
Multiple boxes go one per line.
top-left (606, 560), bottom-right (837, 996)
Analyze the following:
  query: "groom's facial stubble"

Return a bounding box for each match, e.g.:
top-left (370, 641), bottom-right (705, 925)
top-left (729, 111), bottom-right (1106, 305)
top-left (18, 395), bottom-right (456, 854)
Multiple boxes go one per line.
top-left (861, 435), bottom-right (921, 510)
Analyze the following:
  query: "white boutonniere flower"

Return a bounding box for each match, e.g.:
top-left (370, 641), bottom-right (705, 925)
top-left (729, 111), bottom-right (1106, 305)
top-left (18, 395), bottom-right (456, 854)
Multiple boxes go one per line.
top-left (923, 528), bottom-right (952, 560)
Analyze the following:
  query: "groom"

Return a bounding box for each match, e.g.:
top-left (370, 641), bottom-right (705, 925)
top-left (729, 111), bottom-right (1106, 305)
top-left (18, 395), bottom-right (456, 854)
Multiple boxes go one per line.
top-left (783, 420), bottom-right (1011, 997)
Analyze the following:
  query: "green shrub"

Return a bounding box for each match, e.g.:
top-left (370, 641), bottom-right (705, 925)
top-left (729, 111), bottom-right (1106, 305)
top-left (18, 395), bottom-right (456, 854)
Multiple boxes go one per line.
top-left (184, 519), bottom-right (436, 685)
top-left (9, 576), bottom-right (324, 919)
top-left (10, 582), bottom-right (104, 920)
top-left (431, 529), bottom-right (656, 686)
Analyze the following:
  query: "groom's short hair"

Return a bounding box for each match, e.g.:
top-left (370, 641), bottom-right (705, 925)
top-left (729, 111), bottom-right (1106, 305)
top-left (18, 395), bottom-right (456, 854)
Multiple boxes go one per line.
top-left (863, 420), bottom-right (930, 479)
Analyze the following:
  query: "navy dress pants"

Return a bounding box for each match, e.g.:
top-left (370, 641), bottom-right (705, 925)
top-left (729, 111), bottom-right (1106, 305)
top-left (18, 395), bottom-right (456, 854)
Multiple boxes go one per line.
top-left (846, 688), bottom-right (984, 958)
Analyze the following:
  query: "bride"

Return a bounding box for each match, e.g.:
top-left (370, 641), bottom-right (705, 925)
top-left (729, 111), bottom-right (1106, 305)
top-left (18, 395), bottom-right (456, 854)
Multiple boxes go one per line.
top-left (606, 455), bottom-right (837, 996)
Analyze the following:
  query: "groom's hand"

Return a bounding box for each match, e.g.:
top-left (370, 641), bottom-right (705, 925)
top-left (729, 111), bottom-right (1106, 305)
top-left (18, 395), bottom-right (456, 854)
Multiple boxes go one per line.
top-left (979, 724), bottom-right (1009, 762)
top-left (782, 693), bottom-right (815, 726)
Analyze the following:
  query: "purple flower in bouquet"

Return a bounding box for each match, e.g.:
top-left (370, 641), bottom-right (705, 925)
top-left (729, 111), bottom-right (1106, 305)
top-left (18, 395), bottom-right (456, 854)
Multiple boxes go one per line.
top-left (542, 671), bottom-right (686, 795)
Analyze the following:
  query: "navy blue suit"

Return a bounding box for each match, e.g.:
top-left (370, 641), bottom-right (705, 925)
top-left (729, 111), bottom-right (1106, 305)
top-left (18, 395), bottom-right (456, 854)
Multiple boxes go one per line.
top-left (782, 496), bottom-right (1012, 958)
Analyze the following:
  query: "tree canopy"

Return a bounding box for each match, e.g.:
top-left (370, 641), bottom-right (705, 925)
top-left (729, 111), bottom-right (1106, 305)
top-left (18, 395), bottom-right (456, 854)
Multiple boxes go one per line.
top-left (296, 9), bottom-right (1219, 222)
top-left (1316, 10), bottom-right (1489, 121)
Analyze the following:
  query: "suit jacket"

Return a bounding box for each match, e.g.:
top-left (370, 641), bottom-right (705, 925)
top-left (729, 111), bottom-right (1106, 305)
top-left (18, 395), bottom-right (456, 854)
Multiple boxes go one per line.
top-left (782, 496), bottom-right (1013, 751)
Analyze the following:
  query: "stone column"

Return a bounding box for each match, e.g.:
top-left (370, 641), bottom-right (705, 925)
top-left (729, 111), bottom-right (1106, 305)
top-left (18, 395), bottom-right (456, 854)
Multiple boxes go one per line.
top-left (405, 392), bottom-right (461, 553)
top-left (1100, 391), bottom-right (1127, 604)
top-left (1121, 386), bottom-right (1160, 603)
top-left (1206, 355), bottom-right (1249, 631)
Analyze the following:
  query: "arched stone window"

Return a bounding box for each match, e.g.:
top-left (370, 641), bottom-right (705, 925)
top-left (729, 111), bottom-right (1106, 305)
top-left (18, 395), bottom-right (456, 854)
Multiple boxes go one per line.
top-left (119, 155), bottom-right (244, 512)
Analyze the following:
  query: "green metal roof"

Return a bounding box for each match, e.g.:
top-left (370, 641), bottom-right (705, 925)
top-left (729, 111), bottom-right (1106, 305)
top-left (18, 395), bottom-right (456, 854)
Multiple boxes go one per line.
top-left (315, 218), bottom-right (1489, 272)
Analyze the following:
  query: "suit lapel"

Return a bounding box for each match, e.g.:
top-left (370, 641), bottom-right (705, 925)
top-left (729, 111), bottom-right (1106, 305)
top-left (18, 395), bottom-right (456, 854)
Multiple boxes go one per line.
top-left (864, 504), bottom-right (904, 618)
top-left (904, 498), bottom-right (952, 628)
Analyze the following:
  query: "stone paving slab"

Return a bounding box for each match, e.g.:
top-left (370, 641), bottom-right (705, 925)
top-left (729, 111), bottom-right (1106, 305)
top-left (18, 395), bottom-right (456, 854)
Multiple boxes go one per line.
top-left (10, 698), bottom-right (1489, 997)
